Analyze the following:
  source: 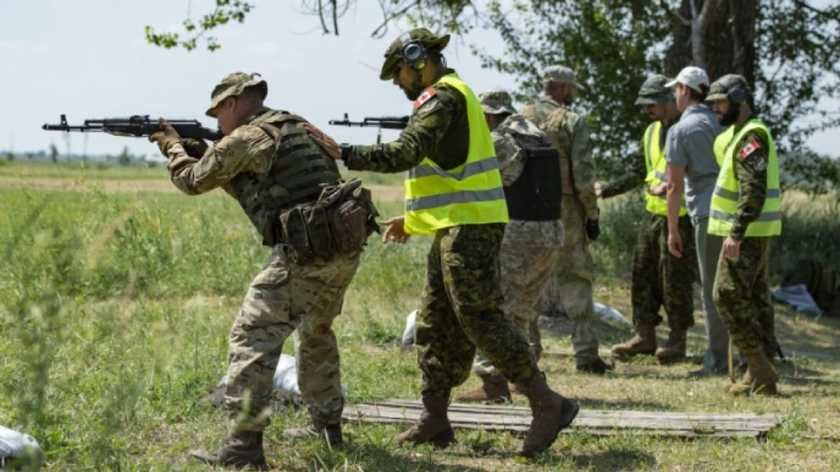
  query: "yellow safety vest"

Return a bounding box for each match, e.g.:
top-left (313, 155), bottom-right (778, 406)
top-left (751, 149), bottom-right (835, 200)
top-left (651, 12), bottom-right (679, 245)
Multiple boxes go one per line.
top-left (643, 121), bottom-right (687, 217)
top-left (404, 74), bottom-right (509, 235)
top-left (708, 119), bottom-right (782, 237)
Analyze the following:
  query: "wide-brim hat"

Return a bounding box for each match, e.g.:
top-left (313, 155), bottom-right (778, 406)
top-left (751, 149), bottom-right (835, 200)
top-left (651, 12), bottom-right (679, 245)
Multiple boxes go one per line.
top-left (379, 28), bottom-right (450, 81)
top-left (206, 72), bottom-right (268, 117)
top-left (478, 90), bottom-right (517, 115)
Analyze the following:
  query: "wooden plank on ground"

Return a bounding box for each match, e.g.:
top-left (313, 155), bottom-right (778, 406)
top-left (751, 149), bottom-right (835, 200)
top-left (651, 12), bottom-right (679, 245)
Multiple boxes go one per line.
top-left (342, 399), bottom-right (783, 439)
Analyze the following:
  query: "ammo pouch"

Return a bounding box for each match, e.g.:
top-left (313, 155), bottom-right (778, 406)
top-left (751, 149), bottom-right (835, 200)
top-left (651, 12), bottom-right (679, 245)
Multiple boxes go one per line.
top-left (278, 178), bottom-right (379, 263)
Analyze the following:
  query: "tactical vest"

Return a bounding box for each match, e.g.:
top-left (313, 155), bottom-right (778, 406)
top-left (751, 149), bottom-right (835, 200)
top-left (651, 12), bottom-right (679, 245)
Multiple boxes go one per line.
top-left (227, 109), bottom-right (341, 245)
top-left (642, 121), bottom-right (687, 217)
top-left (503, 132), bottom-right (563, 221)
top-left (403, 74), bottom-right (509, 235)
top-left (520, 100), bottom-right (576, 196)
top-left (708, 119), bottom-right (782, 237)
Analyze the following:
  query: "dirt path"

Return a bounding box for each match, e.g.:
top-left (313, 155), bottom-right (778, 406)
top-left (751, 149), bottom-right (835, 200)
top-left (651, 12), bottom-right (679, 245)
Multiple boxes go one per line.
top-left (0, 176), bottom-right (404, 201)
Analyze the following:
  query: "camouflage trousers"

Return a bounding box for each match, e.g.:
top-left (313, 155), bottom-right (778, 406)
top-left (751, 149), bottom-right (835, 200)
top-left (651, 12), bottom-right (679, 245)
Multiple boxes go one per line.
top-left (713, 237), bottom-right (777, 354)
top-left (541, 195), bottom-right (600, 361)
top-left (473, 219), bottom-right (565, 378)
top-left (417, 223), bottom-right (540, 399)
top-left (631, 213), bottom-right (696, 332)
top-left (223, 247), bottom-right (360, 432)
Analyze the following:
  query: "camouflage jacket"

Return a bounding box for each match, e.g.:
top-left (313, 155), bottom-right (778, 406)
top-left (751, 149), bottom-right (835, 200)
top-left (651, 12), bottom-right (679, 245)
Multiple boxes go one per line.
top-left (520, 95), bottom-right (599, 220)
top-left (731, 127), bottom-right (770, 240)
top-left (343, 69), bottom-right (469, 173)
top-left (164, 107), bottom-right (275, 195)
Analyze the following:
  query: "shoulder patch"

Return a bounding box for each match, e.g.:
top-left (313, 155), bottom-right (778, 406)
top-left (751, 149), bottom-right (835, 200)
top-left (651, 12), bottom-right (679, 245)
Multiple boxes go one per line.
top-left (414, 88), bottom-right (438, 109)
top-left (738, 136), bottom-right (762, 160)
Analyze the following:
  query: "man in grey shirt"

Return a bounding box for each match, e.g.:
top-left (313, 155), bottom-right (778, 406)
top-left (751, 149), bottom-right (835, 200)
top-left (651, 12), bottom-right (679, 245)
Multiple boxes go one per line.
top-left (665, 66), bottom-right (727, 375)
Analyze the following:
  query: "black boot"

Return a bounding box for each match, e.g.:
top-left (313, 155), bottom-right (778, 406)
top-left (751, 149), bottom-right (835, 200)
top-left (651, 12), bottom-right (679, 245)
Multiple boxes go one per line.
top-left (190, 430), bottom-right (268, 470)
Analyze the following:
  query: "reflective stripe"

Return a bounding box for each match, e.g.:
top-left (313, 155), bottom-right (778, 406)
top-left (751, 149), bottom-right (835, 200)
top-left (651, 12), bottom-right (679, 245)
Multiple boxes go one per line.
top-left (710, 209), bottom-right (782, 223)
top-left (406, 187), bottom-right (506, 211)
top-left (714, 187), bottom-right (781, 202)
top-left (409, 157), bottom-right (499, 180)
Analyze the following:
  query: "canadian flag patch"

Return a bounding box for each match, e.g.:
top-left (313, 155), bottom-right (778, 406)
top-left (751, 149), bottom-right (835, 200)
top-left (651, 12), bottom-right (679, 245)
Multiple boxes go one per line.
top-left (414, 88), bottom-right (437, 109)
top-left (738, 136), bottom-right (762, 160)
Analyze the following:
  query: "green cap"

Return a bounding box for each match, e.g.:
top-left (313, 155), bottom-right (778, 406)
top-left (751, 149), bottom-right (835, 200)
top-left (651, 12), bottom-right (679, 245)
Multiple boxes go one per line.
top-left (707, 74), bottom-right (751, 103)
top-left (206, 72), bottom-right (267, 117)
top-left (379, 28), bottom-right (451, 81)
top-left (478, 89), bottom-right (516, 115)
top-left (635, 74), bottom-right (674, 105)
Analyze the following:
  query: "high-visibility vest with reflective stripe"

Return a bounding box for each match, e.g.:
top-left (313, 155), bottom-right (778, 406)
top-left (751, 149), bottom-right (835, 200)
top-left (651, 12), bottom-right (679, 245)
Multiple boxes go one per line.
top-left (708, 119), bottom-right (782, 237)
top-left (643, 121), bottom-right (687, 217)
top-left (404, 73), bottom-right (509, 235)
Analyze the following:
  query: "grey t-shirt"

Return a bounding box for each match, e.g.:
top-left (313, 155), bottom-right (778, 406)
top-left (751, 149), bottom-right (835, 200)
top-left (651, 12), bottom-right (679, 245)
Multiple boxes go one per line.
top-left (665, 104), bottom-right (723, 221)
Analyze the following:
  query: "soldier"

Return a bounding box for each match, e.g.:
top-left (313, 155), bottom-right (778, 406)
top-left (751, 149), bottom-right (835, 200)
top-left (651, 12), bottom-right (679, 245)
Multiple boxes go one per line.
top-left (706, 74), bottom-right (782, 395)
top-left (522, 66), bottom-right (610, 374)
top-left (149, 72), bottom-right (375, 469)
top-left (607, 75), bottom-right (697, 364)
top-left (306, 28), bottom-right (578, 457)
top-left (663, 66), bottom-right (728, 376)
top-left (455, 90), bottom-right (565, 403)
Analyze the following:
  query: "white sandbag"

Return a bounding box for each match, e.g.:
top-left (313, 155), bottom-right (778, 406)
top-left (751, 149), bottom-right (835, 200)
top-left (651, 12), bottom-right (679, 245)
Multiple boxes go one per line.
top-left (593, 302), bottom-right (631, 328)
top-left (272, 354), bottom-right (302, 403)
top-left (401, 309), bottom-right (418, 348)
top-left (0, 425), bottom-right (41, 468)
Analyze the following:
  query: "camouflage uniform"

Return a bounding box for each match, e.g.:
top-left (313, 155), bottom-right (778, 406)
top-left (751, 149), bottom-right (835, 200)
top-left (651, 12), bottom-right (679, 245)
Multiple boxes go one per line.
top-left (160, 73), bottom-right (361, 433)
top-left (472, 108), bottom-right (565, 378)
top-left (712, 129), bottom-right (778, 354)
top-left (521, 92), bottom-right (601, 363)
top-left (343, 71), bottom-right (541, 398)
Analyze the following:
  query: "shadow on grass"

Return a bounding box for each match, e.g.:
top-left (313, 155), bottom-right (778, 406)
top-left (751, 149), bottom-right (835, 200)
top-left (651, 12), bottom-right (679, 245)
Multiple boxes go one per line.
top-left (306, 442), bottom-right (487, 471)
top-left (573, 396), bottom-right (674, 411)
top-left (572, 448), bottom-right (656, 470)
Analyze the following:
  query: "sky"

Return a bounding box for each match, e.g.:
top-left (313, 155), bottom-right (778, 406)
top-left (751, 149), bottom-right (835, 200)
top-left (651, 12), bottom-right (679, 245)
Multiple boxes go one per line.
top-left (1, 0), bottom-right (836, 159)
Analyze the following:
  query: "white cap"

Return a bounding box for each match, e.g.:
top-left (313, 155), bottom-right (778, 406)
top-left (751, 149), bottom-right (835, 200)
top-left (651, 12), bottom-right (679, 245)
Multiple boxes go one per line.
top-left (665, 66), bottom-right (709, 93)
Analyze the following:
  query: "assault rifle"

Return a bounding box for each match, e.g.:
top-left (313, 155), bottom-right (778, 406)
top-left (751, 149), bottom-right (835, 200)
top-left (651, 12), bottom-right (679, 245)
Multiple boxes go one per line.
top-left (329, 113), bottom-right (408, 144)
top-left (42, 114), bottom-right (223, 141)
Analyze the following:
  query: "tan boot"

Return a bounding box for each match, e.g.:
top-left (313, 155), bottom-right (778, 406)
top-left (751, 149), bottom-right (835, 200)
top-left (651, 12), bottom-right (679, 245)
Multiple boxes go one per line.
top-left (190, 430), bottom-right (268, 470)
top-left (516, 373), bottom-right (579, 457)
top-left (728, 348), bottom-right (778, 396)
top-left (655, 329), bottom-right (687, 364)
top-left (395, 394), bottom-right (455, 448)
top-left (611, 325), bottom-right (656, 359)
top-left (455, 374), bottom-right (512, 403)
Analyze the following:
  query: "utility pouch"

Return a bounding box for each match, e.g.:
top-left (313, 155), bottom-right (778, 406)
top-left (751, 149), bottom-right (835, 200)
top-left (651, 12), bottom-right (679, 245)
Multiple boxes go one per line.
top-left (280, 207), bottom-right (314, 263)
top-left (328, 186), bottom-right (376, 254)
top-left (304, 205), bottom-right (335, 259)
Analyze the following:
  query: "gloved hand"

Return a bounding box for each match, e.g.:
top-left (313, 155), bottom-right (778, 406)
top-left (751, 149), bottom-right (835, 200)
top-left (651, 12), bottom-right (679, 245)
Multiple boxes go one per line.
top-left (148, 120), bottom-right (182, 155)
top-left (585, 218), bottom-right (600, 241)
top-left (181, 138), bottom-right (209, 159)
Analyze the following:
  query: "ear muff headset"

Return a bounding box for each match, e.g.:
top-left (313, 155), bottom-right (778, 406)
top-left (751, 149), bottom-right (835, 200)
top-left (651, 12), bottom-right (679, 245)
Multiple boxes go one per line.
top-left (727, 84), bottom-right (749, 103)
top-left (398, 33), bottom-right (428, 71)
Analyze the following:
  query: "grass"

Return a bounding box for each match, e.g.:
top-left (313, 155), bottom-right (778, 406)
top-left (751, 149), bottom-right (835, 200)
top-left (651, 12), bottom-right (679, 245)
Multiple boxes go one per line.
top-left (1, 166), bottom-right (839, 470)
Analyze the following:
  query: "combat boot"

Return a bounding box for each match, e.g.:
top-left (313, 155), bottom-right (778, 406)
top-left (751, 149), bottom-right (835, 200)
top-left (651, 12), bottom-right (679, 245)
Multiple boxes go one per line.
top-left (576, 356), bottom-right (613, 374)
top-left (611, 325), bottom-right (656, 359)
top-left (655, 328), bottom-right (687, 364)
top-left (190, 430), bottom-right (268, 470)
top-left (455, 374), bottom-right (512, 403)
top-left (516, 373), bottom-right (579, 457)
top-left (283, 422), bottom-right (343, 447)
top-left (395, 394), bottom-right (455, 448)
top-left (728, 348), bottom-right (778, 396)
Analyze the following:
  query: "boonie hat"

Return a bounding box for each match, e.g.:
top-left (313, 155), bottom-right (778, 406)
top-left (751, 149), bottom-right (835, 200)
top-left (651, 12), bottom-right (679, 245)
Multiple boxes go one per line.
top-left (478, 89), bottom-right (517, 115)
top-left (635, 74), bottom-right (674, 105)
top-left (206, 72), bottom-right (267, 117)
top-left (379, 28), bottom-right (451, 81)
top-left (542, 66), bottom-right (585, 90)
top-left (665, 66), bottom-right (709, 93)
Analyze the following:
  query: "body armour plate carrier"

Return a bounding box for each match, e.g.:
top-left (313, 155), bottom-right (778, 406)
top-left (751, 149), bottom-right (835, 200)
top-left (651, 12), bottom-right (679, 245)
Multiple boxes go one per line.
top-left (227, 109), bottom-right (341, 246)
top-left (504, 138), bottom-right (563, 221)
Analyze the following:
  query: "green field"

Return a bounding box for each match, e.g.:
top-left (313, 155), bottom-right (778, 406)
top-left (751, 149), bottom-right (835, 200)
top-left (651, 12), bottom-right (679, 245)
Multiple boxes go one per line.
top-left (1, 165), bottom-right (839, 470)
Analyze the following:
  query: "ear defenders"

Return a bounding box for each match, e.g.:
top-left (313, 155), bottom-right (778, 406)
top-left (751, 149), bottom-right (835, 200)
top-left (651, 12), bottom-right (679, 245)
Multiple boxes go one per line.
top-left (398, 33), bottom-right (428, 71)
top-left (727, 84), bottom-right (750, 103)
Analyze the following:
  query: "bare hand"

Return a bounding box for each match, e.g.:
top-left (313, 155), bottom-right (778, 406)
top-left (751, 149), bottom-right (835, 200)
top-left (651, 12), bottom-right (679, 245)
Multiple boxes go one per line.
top-left (303, 123), bottom-right (341, 160)
top-left (382, 216), bottom-right (410, 244)
top-left (722, 236), bottom-right (741, 259)
top-left (648, 183), bottom-right (668, 196)
top-left (667, 229), bottom-right (683, 258)
top-left (148, 119), bottom-right (181, 154)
